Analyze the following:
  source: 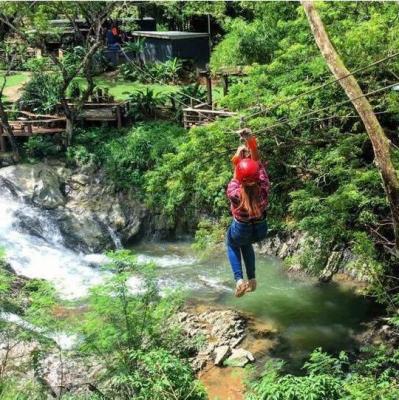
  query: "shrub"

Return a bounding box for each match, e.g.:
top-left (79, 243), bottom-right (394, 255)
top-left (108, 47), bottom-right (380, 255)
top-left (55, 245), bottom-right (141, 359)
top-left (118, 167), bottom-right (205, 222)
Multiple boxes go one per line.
top-left (127, 89), bottom-right (168, 121)
top-left (0, 378), bottom-right (46, 400)
top-left (246, 347), bottom-right (399, 400)
top-left (18, 71), bottom-right (62, 114)
top-left (23, 136), bottom-right (62, 159)
top-left (66, 144), bottom-right (96, 168)
top-left (120, 58), bottom-right (183, 84)
top-left (100, 122), bottom-right (185, 191)
top-left (0, 251), bottom-right (205, 399)
top-left (149, 58), bottom-right (183, 84)
top-left (74, 250), bottom-right (206, 399)
top-left (119, 62), bottom-right (143, 82)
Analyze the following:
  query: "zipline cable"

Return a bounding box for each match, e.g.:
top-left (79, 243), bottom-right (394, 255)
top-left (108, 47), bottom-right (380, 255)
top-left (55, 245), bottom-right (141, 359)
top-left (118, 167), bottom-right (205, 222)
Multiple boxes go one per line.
top-left (212, 51), bottom-right (399, 134)
top-left (240, 50), bottom-right (399, 123)
top-left (251, 81), bottom-right (399, 137)
top-left (194, 82), bottom-right (398, 168)
top-left (121, 46), bottom-right (399, 136)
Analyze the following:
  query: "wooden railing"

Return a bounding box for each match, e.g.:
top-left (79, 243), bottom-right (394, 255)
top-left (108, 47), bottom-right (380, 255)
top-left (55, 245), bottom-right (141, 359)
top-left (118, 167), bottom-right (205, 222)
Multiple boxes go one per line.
top-left (182, 104), bottom-right (237, 129)
top-left (0, 111), bottom-right (66, 152)
top-left (64, 101), bottom-right (129, 129)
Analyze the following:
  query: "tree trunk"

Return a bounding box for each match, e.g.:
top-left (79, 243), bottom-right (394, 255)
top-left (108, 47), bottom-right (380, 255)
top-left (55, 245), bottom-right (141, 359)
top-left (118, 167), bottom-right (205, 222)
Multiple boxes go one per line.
top-left (301, 1), bottom-right (399, 253)
top-left (0, 101), bottom-right (20, 160)
top-left (65, 116), bottom-right (74, 147)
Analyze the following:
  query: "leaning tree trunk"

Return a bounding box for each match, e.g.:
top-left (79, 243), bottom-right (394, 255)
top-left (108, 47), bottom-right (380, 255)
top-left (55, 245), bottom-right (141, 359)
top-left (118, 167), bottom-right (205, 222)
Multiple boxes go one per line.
top-left (301, 1), bottom-right (399, 253)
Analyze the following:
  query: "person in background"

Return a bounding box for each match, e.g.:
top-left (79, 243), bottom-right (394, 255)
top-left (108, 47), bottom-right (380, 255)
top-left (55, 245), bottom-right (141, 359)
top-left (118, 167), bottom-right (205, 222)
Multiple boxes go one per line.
top-left (106, 24), bottom-right (123, 66)
top-left (106, 25), bottom-right (122, 49)
top-left (226, 128), bottom-right (270, 297)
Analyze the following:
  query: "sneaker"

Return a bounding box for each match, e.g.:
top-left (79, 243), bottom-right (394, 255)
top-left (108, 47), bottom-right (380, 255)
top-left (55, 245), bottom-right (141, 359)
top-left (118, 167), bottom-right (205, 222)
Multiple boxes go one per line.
top-left (246, 279), bottom-right (257, 293)
top-left (235, 279), bottom-right (248, 297)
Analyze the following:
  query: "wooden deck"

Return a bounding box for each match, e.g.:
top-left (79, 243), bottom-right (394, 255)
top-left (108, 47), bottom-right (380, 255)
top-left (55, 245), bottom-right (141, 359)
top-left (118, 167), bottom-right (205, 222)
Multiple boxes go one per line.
top-left (66, 102), bottom-right (128, 129)
top-left (0, 100), bottom-right (130, 152)
top-left (0, 113), bottom-right (66, 152)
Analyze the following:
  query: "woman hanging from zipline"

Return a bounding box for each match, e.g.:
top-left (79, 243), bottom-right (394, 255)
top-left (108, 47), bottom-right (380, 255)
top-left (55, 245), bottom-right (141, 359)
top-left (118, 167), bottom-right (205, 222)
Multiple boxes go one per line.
top-left (226, 128), bottom-right (270, 297)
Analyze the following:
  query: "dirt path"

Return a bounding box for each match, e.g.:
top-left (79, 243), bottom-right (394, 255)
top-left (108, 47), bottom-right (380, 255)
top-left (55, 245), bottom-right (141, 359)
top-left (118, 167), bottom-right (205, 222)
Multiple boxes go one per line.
top-left (199, 365), bottom-right (246, 400)
top-left (3, 85), bottom-right (23, 102)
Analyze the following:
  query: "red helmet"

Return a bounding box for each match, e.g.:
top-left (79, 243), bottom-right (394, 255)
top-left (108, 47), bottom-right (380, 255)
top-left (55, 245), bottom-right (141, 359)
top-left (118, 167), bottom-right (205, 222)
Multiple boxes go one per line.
top-left (235, 159), bottom-right (260, 183)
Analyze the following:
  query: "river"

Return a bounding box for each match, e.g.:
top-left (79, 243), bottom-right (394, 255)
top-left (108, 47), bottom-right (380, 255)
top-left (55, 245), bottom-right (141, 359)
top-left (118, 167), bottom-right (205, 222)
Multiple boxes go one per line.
top-left (0, 190), bottom-right (373, 370)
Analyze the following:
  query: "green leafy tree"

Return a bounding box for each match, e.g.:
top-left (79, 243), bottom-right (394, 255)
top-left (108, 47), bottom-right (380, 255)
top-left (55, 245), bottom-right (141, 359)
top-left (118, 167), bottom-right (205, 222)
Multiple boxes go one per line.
top-left (0, 1), bottom-right (117, 145)
top-left (101, 122), bottom-right (185, 191)
top-left (0, 254), bottom-right (65, 398)
top-left (0, 250), bottom-right (205, 399)
top-left (73, 250), bottom-right (206, 399)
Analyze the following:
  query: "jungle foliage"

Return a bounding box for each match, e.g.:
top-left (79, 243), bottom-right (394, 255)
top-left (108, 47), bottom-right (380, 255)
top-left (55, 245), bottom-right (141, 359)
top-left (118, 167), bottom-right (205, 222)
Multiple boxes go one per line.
top-left (246, 347), bottom-right (399, 400)
top-left (0, 251), bottom-right (205, 399)
top-left (66, 122), bottom-right (185, 192)
top-left (2, 2), bottom-right (399, 398)
top-left (120, 57), bottom-right (184, 85)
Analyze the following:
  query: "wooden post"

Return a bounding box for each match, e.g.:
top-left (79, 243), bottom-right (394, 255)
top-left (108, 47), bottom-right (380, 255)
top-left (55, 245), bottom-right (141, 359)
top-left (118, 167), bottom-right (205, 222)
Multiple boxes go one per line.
top-left (206, 72), bottom-right (212, 108)
top-left (183, 109), bottom-right (187, 129)
top-left (26, 123), bottom-right (32, 136)
top-left (302, 1), bottom-right (399, 251)
top-left (116, 106), bottom-right (122, 129)
top-left (207, 14), bottom-right (212, 52)
top-left (222, 75), bottom-right (229, 96)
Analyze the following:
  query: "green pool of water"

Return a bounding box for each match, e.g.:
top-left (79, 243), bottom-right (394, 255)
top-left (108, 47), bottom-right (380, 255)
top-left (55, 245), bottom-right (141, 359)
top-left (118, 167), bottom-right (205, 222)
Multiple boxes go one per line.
top-left (133, 240), bottom-right (373, 367)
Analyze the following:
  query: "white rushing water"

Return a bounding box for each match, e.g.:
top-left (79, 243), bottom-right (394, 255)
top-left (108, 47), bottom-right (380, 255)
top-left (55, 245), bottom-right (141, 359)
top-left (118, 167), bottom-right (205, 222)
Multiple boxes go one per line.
top-left (0, 185), bottom-right (231, 302)
top-left (1, 312), bottom-right (77, 350)
top-left (0, 190), bottom-right (104, 299)
top-left (136, 253), bottom-right (197, 268)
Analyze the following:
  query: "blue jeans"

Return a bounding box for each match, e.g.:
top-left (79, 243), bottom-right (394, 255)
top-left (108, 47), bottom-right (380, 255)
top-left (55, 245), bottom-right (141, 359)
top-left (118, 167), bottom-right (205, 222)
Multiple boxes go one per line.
top-left (226, 219), bottom-right (268, 281)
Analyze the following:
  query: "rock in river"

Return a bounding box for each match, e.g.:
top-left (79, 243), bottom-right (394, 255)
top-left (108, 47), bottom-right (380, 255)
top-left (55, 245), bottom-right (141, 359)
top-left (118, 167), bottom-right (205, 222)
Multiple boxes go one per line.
top-left (0, 162), bottom-right (147, 253)
top-left (225, 348), bottom-right (255, 367)
top-left (214, 345), bottom-right (230, 366)
top-left (0, 163), bottom-right (65, 209)
top-left (176, 307), bottom-right (258, 371)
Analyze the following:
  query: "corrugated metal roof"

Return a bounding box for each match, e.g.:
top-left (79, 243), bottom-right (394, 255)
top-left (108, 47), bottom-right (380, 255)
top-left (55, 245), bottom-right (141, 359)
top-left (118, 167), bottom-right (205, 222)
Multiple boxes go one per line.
top-left (132, 31), bottom-right (209, 40)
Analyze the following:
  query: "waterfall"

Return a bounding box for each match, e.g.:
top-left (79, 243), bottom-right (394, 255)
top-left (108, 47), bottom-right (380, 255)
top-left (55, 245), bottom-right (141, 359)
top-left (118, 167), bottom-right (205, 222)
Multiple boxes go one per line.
top-left (0, 187), bottom-right (105, 299)
top-left (107, 226), bottom-right (123, 249)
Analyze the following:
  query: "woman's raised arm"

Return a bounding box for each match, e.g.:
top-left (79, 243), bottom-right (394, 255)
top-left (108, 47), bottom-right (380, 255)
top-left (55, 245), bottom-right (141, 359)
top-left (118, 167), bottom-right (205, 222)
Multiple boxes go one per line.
top-left (238, 128), bottom-right (260, 162)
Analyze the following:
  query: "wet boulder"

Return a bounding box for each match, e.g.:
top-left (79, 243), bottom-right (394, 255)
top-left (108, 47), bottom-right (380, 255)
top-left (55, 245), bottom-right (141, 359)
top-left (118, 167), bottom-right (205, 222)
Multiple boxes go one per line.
top-left (0, 162), bottom-right (147, 253)
top-left (214, 345), bottom-right (230, 366)
top-left (64, 170), bottom-right (146, 245)
top-left (225, 348), bottom-right (255, 367)
top-left (54, 209), bottom-right (115, 254)
top-left (0, 163), bottom-right (65, 209)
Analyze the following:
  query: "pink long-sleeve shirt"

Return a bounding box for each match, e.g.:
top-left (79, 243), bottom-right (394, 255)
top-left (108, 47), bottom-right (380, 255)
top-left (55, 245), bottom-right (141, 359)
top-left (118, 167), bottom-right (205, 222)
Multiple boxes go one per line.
top-left (226, 162), bottom-right (270, 222)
